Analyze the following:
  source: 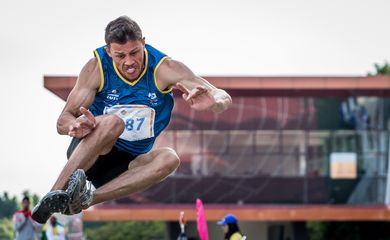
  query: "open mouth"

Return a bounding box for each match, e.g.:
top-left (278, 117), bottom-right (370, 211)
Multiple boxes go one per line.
top-left (125, 67), bottom-right (136, 75)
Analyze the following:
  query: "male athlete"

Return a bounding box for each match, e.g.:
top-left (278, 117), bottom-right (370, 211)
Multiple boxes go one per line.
top-left (32, 16), bottom-right (232, 223)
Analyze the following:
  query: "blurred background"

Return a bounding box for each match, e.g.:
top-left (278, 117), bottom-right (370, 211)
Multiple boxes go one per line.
top-left (1, 0), bottom-right (390, 239)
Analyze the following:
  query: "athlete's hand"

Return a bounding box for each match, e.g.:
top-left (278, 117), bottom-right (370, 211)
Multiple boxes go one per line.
top-left (68, 107), bottom-right (96, 138)
top-left (176, 83), bottom-right (215, 111)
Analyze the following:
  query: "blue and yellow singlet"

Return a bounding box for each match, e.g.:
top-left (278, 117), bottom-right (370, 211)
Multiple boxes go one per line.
top-left (89, 44), bottom-right (174, 156)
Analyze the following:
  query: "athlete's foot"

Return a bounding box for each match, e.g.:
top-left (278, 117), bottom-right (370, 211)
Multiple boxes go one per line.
top-left (65, 169), bottom-right (93, 214)
top-left (32, 190), bottom-right (70, 224)
top-left (67, 181), bottom-right (93, 214)
top-left (65, 169), bottom-right (87, 215)
top-left (80, 181), bottom-right (93, 210)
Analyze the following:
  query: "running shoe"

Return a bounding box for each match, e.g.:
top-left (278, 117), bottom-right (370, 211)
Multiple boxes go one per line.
top-left (32, 190), bottom-right (70, 224)
top-left (65, 169), bottom-right (87, 215)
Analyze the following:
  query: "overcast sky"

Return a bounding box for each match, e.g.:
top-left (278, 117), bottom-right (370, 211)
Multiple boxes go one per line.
top-left (0, 0), bottom-right (389, 198)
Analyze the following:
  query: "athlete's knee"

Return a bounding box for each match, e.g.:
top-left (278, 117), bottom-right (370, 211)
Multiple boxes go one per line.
top-left (99, 115), bottom-right (124, 138)
top-left (159, 147), bottom-right (180, 172)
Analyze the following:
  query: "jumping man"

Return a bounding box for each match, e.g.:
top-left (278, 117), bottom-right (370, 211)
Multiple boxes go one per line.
top-left (32, 16), bottom-right (232, 223)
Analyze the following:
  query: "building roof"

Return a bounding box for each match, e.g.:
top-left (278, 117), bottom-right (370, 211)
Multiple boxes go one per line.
top-left (44, 75), bottom-right (390, 100)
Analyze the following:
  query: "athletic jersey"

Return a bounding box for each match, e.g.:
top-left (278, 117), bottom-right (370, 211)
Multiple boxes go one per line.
top-left (89, 44), bottom-right (174, 155)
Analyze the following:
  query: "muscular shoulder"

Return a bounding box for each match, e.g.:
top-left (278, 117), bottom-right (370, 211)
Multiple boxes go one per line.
top-left (82, 57), bottom-right (99, 74)
top-left (155, 58), bottom-right (195, 89)
top-left (77, 57), bottom-right (101, 90)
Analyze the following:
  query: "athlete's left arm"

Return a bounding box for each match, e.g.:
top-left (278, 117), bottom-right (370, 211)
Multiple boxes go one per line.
top-left (156, 58), bottom-right (232, 113)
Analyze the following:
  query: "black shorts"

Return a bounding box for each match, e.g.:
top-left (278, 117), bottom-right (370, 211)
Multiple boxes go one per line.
top-left (67, 138), bottom-right (136, 188)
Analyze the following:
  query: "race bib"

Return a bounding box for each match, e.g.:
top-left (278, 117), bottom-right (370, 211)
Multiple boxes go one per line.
top-left (103, 104), bottom-right (155, 142)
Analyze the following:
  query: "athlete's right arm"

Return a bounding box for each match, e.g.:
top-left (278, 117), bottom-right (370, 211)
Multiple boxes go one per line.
top-left (56, 58), bottom-right (101, 137)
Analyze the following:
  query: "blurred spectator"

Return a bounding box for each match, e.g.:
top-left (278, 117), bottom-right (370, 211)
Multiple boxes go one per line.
top-left (217, 214), bottom-right (246, 240)
top-left (45, 216), bottom-right (66, 240)
top-left (66, 215), bottom-right (84, 240)
top-left (13, 196), bottom-right (39, 240)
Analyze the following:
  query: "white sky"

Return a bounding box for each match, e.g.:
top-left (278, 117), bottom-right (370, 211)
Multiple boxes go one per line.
top-left (0, 0), bottom-right (389, 197)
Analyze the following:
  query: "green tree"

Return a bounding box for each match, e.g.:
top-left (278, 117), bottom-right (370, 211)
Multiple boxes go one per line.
top-left (0, 192), bottom-right (18, 219)
top-left (0, 218), bottom-right (15, 240)
top-left (0, 191), bottom-right (40, 219)
top-left (369, 61), bottom-right (390, 75)
top-left (307, 221), bottom-right (327, 240)
top-left (85, 221), bottom-right (165, 240)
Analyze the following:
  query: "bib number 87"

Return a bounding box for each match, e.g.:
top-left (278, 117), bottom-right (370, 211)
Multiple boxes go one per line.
top-left (125, 117), bottom-right (145, 131)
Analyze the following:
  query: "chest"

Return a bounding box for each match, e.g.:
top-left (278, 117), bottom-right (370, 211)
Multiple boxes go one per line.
top-left (98, 78), bottom-right (164, 109)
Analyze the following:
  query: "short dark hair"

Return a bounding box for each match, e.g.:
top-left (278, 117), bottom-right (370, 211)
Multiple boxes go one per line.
top-left (105, 16), bottom-right (143, 46)
top-left (225, 223), bottom-right (242, 239)
top-left (22, 196), bottom-right (30, 202)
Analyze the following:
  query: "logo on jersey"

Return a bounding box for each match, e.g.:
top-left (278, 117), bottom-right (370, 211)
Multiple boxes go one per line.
top-left (107, 89), bottom-right (119, 101)
top-left (148, 92), bottom-right (158, 106)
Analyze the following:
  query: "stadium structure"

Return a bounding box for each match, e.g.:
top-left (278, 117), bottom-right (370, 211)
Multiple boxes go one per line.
top-left (45, 76), bottom-right (390, 239)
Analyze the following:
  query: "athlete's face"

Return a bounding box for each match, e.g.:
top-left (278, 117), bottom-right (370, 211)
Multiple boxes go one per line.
top-left (106, 39), bottom-right (145, 81)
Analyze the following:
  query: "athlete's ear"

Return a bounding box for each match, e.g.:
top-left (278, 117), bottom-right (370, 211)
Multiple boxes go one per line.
top-left (141, 37), bottom-right (145, 46)
top-left (105, 46), bottom-right (112, 57)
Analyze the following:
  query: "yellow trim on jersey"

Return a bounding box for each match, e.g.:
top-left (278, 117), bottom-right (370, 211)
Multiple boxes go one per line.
top-left (154, 56), bottom-right (172, 94)
top-left (93, 50), bottom-right (105, 92)
top-left (113, 48), bottom-right (149, 86)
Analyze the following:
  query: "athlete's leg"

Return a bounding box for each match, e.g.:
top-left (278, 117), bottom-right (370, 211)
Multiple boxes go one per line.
top-left (51, 114), bottom-right (124, 191)
top-left (90, 147), bottom-right (180, 205)
top-left (32, 115), bottom-right (124, 223)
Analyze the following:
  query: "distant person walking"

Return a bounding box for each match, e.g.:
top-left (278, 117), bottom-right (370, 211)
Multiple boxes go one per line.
top-left (217, 214), bottom-right (246, 240)
top-left (13, 196), bottom-right (39, 240)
